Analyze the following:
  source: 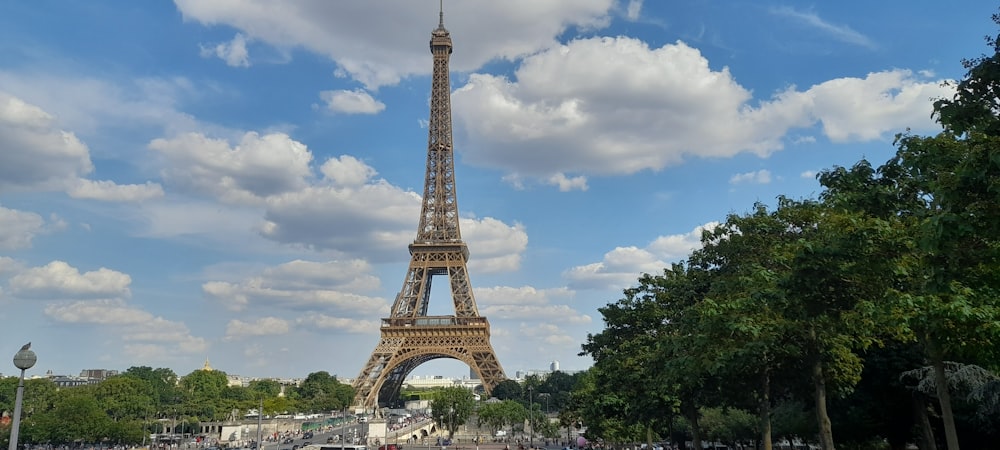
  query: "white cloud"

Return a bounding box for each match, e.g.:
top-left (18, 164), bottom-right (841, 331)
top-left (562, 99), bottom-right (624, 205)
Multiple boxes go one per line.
top-left (0, 72), bottom-right (202, 141)
top-left (200, 33), bottom-right (251, 67)
top-left (729, 169), bottom-right (772, 185)
top-left (518, 322), bottom-right (578, 346)
top-left (547, 173), bottom-right (589, 192)
top-left (801, 70), bottom-right (948, 141)
top-left (225, 317), bottom-right (290, 339)
top-left (319, 155), bottom-right (378, 187)
top-left (462, 217), bottom-right (528, 273)
top-left (484, 303), bottom-right (592, 325)
top-left (0, 92), bottom-right (94, 193)
top-left (0, 256), bottom-right (24, 275)
top-left (259, 182), bottom-right (420, 258)
top-left (451, 37), bottom-right (950, 186)
top-left (296, 313), bottom-right (380, 334)
top-left (565, 222), bottom-right (717, 290)
top-left (202, 259), bottom-right (387, 315)
top-left (150, 131), bottom-right (314, 204)
top-left (625, 0), bottom-right (643, 21)
top-left (9, 261), bottom-right (131, 299)
top-left (173, 0), bottom-right (616, 88)
top-left (68, 179), bottom-right (165, 202)
top-left (476, 285), bottom-right (575, 306)
top-left (801, 170), bottom-right (817, 179)
top-left (320, 89), bottom-right (386, 115)
top-left (44, 299), bottom-right (208, 355)
top-left (771, 7), bottom-right (875, 49)
top-left (0, 205), bottom-right (46, 250)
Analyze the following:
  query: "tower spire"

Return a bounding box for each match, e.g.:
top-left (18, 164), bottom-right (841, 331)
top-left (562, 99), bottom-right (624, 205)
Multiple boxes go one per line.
top-left (438, 0), bottom-right (444, 29)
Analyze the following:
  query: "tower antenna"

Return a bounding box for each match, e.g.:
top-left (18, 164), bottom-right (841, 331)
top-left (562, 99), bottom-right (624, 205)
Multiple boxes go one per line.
top-left (438, 0), bottom-right (444, 28)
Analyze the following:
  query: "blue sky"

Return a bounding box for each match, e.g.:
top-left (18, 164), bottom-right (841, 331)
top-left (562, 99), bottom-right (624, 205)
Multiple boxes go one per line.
top-left (0, 0), bottom-right (995, 381)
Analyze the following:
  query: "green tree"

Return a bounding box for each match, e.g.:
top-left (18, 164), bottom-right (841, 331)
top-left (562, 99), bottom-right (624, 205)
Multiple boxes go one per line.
top-left (122, 366), bottom-right (179, 406)
top-left (94, 375), bottom-right (156, 421)
top-left (25, 388), bottom-right (114, 445)
top-left (297, 371), bottom-right (354, 412)
top-left (477, 400), bottom-right (526, 436)
top-left (492, 380), bottom-right (523, 401)
top-left (431, 387), bottom-right (475, 438)
top-left (581, 262), bottom-right (706, 448)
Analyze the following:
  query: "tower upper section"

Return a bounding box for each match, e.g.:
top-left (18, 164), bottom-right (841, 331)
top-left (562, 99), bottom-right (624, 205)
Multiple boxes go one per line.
top-left (415, 1), bottom-right (462, 245)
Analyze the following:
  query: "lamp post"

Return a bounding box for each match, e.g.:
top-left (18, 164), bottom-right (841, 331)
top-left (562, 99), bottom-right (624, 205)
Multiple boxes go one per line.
top-left (527, 387), bottom-right (533, 450)
top-left (10, 343), bottom-right (37, 450)
top-left (475, 396), bottom-right (481, 450)
top-left (447, 406), bottom-right (454, 442)
top-left (256, 396), bottom-right (263, 450)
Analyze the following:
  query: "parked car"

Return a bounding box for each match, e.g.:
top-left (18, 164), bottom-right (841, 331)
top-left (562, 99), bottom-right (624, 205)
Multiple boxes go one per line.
top-left (303, 432), bottom-right (314, 440)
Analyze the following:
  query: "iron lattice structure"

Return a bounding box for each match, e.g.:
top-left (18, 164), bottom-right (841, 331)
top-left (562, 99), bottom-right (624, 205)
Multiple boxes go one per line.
top-left (351, 7), bottom-right (507, 411)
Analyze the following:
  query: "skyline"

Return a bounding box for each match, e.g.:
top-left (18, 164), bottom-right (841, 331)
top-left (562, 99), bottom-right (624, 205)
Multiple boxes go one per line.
top-left (0, 1), bottom-right (996, 380)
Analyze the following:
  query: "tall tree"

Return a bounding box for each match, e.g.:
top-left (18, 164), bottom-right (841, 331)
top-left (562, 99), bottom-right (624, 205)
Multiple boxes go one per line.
top-left (581, 263), bottom-right (700, 447)
top-left (94, 375), bottom-right (157, 421)
top-left (122, 366), bottom-right (179, 406)
top-left (431, 387), bottom-right (475, 438)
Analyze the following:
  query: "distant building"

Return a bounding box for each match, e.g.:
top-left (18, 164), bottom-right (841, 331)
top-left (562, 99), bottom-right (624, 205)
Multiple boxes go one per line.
top-left (550, 361), bottom-right (559, 372)
top-left (51, 375), bottom-right (95, 387)
top-left (79, 369), bottom-right (119, 381)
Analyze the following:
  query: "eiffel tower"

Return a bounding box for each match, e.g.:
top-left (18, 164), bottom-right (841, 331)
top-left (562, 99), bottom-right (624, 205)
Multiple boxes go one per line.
top-left (351, 2), bottom-right (507, 411)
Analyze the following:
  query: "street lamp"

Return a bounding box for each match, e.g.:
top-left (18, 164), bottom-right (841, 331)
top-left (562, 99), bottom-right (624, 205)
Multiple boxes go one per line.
top-left (448, 406), bottom-right (454, 442)
top-left (10, 343), bottom-right (37, 450)
top-left (527, 387), bottom-right (533, 450)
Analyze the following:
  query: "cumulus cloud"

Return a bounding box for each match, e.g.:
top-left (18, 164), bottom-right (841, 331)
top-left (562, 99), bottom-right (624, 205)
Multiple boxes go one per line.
top-left (259, 182), bottom-right (420, 258)
top-left (320, 89), bottom-right (386, 114)
top-left (565, 222), bottom-right (717, 290)
top-left (296, 313), bottom-right (380, 334)
top-left (484, 303), bottom-right (592, 325)
top-left (200, 33), bottom-right (252, 67)
top-left (0, 92), bottom-right (94, 193)
top-left (0, 256), bottom-right (24, 275)
top-left (9, 261), bottom-right (131, 299)
top-left (476, 285), bottom-right (575, 306)
top-left (225, 317), bottom-right (290, 339)
top-left (319, 155), bottom-right (379, 187)
top-left (68, 179), bottom-right (165, 202)
top-left (476, 286), bottom-right (590, 324)
top-left (0, 205), bottom-right (46, 250)
top-left (451, 37), bottom-right (951, 186)
top-left (518, 322), bottom-right (578, 346)
top-left (173, 0), bottom-right (616, 89)
top-left (729, 169), bottom-right (772, 185)
top-left (44, 299), bottom-right (208, 355)
top-left (462, 217), bottom-right (528, 273)
top-left (202, 259), bottom-right (387, 314)
top-left (547, 173), bottom-right (588, 192)
top-left (150, 131), bottom-right (314, 204)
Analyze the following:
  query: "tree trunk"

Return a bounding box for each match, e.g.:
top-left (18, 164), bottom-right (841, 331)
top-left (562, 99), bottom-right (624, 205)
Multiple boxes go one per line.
top-left (912, 394), bottom-right (936, 450)
top-left (759, 370), bottom-right (773, 450)
top-left (812, 358), bottom-right (835, 450)
top-left (928, 340), bottom-right (960, 450)
top-left (683, 401), bottom-right (702, 450)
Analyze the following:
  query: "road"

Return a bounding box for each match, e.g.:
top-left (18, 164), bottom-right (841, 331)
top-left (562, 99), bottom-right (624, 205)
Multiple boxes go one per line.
top-left (254, 423), bottom-right (369, 450)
